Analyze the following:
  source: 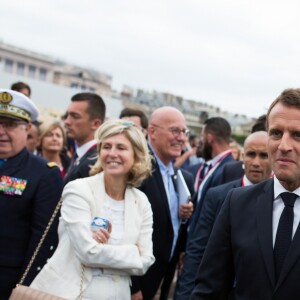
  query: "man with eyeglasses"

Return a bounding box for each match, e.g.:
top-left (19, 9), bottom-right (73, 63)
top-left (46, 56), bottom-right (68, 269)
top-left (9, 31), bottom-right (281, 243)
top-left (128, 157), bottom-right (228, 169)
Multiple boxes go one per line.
top-left (131, 106), bottom-right (194, 300)
top-left (0, 89), bottom-right (63, 299)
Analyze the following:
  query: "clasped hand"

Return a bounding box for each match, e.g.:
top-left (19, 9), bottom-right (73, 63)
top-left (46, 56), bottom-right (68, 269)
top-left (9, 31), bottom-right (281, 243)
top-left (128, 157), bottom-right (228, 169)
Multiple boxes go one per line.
top-left (92, 222), bottom-right (112, 244)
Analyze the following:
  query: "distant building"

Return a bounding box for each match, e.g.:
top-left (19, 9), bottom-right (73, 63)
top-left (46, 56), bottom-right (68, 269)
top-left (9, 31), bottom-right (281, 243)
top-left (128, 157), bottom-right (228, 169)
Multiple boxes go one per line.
top-left (0, 40), bottom-right (252, 135)
top-left (0, 41), bottom-right (112, 97)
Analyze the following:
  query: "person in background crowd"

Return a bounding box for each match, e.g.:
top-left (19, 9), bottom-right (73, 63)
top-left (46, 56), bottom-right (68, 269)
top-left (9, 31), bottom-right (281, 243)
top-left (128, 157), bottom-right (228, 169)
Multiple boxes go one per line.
top-left (31, 119), bottom-right (155, 299)
top-left (191, 88), bottom-right (300, 300)
top-left (251, 114), bottom-right (267, 133)
top-left (131, 106), bottom-right (194, 300)
top-left (229, 140), bottom-right (242, 161)
top-left (39, 122), bottom-right (70, 178)
top-left (220, 113), bottom-right (268, 185)
top-left (188, 117), bottom-right (234, 236)
top-left (63, 92), bottom-right (106, 185)
top-left (11, 81), bottom-right (31, 98)
top-left (26, 120), bottom-right (41, 155)
top-left (174, 135), bottom-right (200, 170)
top-left (175, 131), bottom-right (272, 299)
top-left (0, 89), bottom-right (63, 300)
top-left (119, 107), bottom-right (148, 137)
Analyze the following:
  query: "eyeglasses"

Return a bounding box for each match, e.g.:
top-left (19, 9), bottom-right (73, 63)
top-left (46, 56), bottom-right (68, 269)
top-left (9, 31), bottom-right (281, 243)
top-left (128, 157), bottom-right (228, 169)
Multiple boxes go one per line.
top-left (0, 121), bottom-right (27, 130)
top-left (152, 124), bottom-right (190, 138)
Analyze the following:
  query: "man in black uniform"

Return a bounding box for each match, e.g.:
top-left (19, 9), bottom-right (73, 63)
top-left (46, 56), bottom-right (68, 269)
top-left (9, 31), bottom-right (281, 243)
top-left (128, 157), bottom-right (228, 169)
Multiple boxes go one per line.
top-left (0, 89), bottom-right (63, 299)
top-left (63, 92), bottom-right (106, 185)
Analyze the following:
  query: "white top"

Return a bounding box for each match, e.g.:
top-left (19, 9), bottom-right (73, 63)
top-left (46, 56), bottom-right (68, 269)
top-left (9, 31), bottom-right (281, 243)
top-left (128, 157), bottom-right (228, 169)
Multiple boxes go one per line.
top-left (272, 176), bottom-right (300, 246)
top-left (103, 194), bottom-right (125, 246)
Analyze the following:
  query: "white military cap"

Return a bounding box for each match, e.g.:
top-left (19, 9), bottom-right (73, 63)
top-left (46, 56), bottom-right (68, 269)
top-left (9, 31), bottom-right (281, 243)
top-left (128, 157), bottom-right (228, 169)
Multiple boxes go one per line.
top-left (0, 89), bottom-right (39, 122)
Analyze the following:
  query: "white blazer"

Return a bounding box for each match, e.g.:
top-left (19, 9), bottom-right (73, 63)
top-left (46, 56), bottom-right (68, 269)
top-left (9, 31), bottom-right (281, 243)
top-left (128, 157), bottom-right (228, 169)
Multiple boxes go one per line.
top-left (30, 172), bottom-right (155, 299)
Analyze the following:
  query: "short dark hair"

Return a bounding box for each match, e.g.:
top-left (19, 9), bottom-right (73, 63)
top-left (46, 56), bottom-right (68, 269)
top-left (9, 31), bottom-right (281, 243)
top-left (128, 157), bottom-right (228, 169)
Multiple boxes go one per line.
top-left (119, 107), bottom-right (148, 129)
top-left (251, 114), bottom-right (267, 133)
top-left (11, 81), bottom-right (31, 97)
top-left (266, 88), bottom-right (300, 129)
top-left (71, 92), bottom-right (106, 122)
top-left (203, 117), bottom-right (231, 143)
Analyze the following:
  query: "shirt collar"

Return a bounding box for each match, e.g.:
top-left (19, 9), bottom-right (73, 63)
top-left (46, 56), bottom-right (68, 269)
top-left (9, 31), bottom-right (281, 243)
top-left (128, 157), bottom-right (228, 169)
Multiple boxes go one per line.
top-left (76, 140), bottom-right (97, 159)
top-left (273, 175), bottom-right (300, 200)
top-left (210, 149), bottom-right (232, 166)
top-left (149, 142), bottom-right (174, 175)
top-left (243, 175), bottom-right (254, 186)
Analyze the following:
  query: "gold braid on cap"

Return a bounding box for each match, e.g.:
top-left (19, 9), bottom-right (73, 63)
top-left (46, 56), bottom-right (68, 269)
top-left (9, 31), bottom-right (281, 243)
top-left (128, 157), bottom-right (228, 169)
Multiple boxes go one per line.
top-left (0, 103), bottom-right (31, 122)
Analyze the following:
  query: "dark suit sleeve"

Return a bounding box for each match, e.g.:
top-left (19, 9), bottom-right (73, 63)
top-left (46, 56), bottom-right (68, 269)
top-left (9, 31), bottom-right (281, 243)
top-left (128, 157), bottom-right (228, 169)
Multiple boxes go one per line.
top-left (23, 166), bottom-right (63, 285)
top-left (190, 190), bottom-right (235, 300)
top-left (175, 188), bottom-right (221, 299)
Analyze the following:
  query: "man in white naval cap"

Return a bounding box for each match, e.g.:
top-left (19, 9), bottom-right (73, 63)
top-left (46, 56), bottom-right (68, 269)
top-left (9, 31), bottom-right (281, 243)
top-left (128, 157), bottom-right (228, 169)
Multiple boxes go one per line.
top-left (0, 89), bottom-right (63, 299)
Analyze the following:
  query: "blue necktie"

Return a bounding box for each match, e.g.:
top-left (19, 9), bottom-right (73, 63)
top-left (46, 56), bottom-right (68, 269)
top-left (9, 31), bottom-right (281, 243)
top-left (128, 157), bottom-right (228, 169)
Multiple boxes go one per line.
top-left (274, 192), bottom-right (297, 280)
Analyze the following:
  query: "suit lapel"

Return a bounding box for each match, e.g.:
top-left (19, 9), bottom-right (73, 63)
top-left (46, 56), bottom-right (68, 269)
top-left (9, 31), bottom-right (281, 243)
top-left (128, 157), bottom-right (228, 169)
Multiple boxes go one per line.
top-left (151, 159), bottom-right (172, 221)
top-left (256, 179), bottom-right (276, 288)
top-left (123, 188), bottom-right (138, 244)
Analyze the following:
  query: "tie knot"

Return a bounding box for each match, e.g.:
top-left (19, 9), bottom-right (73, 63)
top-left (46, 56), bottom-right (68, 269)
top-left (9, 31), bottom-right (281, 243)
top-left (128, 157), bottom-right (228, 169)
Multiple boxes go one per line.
top-left (281, 192), bottom-right (297, 207)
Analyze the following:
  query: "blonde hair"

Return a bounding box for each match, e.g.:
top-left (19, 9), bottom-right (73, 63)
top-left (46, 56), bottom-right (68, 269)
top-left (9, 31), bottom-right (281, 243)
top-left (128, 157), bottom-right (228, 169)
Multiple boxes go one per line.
top-left (89, 119), bottom-right (152, 187)
top-left (39, 121), bottom-right (67, 150)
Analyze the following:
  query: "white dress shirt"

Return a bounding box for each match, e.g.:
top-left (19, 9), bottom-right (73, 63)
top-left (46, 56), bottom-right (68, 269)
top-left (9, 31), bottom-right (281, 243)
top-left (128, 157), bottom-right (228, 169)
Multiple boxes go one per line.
top-left (272, 176), bottom-right (300, 246)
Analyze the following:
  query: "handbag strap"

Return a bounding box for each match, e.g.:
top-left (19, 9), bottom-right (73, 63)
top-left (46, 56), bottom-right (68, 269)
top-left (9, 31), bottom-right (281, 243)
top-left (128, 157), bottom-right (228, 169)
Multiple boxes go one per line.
top-left (18, 197), bottom-right (85, 299)
top-left (18, 197), bottom-right (63, 286)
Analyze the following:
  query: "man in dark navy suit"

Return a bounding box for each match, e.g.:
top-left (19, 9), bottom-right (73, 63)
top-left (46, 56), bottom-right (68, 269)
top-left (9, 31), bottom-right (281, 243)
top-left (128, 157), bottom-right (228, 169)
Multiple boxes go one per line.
top-left (63, 92), bottom-right (106, 185)
top-left (0, 89), bottom-right (63, 299)
top-left (191, 88), bottom-right (300, 300)
top-left (188, 117), bottom-right (235, 236)
top-left (175, 131), bottom-right (272, 299)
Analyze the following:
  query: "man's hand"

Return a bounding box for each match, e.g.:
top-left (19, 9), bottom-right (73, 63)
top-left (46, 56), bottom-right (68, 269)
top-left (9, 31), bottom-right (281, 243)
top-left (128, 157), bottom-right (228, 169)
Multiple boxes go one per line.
top-left (131, 290), bottom-right (143, 300)
top-left (179, 201), bottom-right (193, 219)
top-left (177, 252), bottom-right (186, 275)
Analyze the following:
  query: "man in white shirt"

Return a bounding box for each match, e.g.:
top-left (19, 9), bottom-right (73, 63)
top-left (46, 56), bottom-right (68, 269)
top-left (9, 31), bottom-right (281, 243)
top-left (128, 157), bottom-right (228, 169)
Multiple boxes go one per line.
top-left (64, 92), bottom-right (105, 185)
top-left (191, 88), bottom-right (300, 300)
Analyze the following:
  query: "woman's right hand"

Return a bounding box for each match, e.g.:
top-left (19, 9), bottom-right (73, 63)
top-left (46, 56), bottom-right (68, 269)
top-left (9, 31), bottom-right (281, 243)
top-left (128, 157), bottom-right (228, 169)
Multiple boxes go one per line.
top-left (92, 222), bottom-right (112, 244)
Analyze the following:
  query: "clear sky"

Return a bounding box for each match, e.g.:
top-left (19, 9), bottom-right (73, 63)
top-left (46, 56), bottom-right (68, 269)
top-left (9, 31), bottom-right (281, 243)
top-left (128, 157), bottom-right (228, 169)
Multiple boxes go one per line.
top-left (1, 0), bottom-right (300, 117)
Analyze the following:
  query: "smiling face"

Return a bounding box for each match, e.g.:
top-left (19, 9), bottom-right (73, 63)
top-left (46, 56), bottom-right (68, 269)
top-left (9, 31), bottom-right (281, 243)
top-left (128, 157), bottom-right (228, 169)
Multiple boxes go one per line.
top-left (148, 108), bottom-right (187, 165)
top-left (243, 132), bottom-right (272, 184)
top-left (0, 116), bottom-right (30, 158)
top-left (268, 102), bottom-right (300, 191)
top-left (100, 133), bottom-right (135, 181)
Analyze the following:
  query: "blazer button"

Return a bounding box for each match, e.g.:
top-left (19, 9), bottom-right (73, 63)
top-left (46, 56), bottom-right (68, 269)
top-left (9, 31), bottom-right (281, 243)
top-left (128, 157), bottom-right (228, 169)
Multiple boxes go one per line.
top-left (37, 266), bottom-right (41, 271)
top-left (50, 245), bottom-right (54, 250)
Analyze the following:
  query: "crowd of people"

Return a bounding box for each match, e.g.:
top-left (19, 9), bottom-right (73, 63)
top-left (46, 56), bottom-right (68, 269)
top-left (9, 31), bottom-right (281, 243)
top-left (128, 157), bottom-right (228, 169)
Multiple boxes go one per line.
top-left (1, 81), bottom-right (300, 300)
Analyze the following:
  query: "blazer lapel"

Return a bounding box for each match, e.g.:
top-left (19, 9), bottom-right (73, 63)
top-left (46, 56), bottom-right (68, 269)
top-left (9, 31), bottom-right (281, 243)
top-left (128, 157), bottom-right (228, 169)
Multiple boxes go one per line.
top-left (256, 179), bottom-right (276, 289)
top-left (88, 173), bottom-right (105, 217)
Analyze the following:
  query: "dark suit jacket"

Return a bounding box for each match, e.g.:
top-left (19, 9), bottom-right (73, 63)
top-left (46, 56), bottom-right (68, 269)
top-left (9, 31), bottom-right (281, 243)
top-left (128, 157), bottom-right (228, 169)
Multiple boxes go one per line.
top-left (220, 161), bottom-right (244, 184)
top-left (0, 148), bottom-right (63, 299)
top-left (188, 153), bottom-right (234, 235)
top-left (187, 162), bottom-right (201, 181)
top-left (131, 157), bottom-right (194, 300)
top-left (175, 179), bottom-right (242, 300)
top-left (191, 178), bottom-right (300, 300)
top-left (63, 144), bottom-right (97, 185)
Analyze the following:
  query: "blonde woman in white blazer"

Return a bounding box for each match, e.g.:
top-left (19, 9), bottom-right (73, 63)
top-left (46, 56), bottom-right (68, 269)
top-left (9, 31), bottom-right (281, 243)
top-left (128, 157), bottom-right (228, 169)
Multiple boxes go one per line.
top-left (30, 119), bottom-right (155, 299)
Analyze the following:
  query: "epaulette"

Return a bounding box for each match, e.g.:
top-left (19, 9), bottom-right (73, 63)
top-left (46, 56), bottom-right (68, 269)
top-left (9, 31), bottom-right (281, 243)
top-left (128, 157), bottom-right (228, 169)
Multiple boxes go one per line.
top-left (47, 162), bottom-right (58, 168)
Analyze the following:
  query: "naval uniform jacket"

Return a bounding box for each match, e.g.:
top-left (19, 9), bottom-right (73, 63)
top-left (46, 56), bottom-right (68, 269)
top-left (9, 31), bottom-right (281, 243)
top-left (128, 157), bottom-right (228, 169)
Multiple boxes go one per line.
top-left (0, 147), bottom-right (63, 299)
